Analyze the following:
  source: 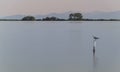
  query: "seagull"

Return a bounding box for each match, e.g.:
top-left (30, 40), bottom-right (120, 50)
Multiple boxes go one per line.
top-left (92, 35), bottom-right (99, 55)
top-left (93, 36), bottom-right (99, 40)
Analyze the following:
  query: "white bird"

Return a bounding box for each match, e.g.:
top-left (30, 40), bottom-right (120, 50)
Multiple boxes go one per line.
top-left (92, 36), bottom-right (99, 55)
top-left (93, 36), bottom-right (99, 40)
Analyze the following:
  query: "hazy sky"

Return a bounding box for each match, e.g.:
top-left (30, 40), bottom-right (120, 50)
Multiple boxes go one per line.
top-left (0, 0), bottom-right (120, 16)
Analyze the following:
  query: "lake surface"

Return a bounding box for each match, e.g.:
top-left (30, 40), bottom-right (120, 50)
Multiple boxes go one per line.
top-left (0, 21), bottom-right (120, 72)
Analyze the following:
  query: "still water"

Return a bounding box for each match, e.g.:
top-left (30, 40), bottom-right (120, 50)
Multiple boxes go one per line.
top-left (0, 21), bottom-right (119, 72)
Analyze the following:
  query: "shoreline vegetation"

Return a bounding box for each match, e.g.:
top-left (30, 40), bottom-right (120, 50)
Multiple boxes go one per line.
top-left (0, 13), bottom-right (120, 21)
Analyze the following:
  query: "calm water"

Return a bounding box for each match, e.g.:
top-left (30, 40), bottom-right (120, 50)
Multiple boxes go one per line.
top-left (0, 21), bottom-right (120, 72)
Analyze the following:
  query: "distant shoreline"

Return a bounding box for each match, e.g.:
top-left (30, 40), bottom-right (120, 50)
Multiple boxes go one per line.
top-left (0, 19), bottom-right (120, 21)
top-left (2, 12), bottom-right (120, 21)
top-left (3, 13), bottom-right (119, 21)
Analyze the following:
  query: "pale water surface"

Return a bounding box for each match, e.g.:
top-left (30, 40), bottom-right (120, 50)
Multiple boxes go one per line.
top-left (0, 21), bottom-right (120, 72)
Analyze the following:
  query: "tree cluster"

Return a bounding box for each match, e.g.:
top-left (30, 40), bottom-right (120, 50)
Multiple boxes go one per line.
top-left (22, 16), bottom-right (36, 21)
top-left (21, 13), bottom-right (83, 21)
top-left (42, 16), bottom-right (59, 21)
top-left (69, 13), bottom-right (83, 20)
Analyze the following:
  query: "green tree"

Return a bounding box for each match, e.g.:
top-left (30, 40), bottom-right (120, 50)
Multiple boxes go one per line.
top-left (42, 16), bottom-right (58, 21)
top-left (22, 16), bottom-right (36, 21)
top-left (74, 13), bottom-right (83, 20)
top-left (69, 13), bottom-right (74, 20)
top-left (69, 13), bottom-right (83, 20)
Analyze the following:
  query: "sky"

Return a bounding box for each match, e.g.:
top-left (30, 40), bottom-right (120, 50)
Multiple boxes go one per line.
top-left (0, 0), bottom-right (120, 16)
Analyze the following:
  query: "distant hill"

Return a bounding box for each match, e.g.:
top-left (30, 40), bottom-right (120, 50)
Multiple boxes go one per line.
top-left (35, 11), bottom-right (73, 19)
top-left (83, 11), bottom-right (120, 19)
top-left (1, 11), bottom-right (120, 19)
top-left (1, 12), bottom-right (73, 19)
top-left (2, 15), bottom-right (25, 19)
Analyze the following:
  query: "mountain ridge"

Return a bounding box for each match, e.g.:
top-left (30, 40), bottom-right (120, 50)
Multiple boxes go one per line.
top-left (1, 11), bottom-right (120, 19)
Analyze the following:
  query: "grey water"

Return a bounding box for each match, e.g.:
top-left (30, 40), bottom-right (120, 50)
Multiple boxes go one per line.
top-left (0, 21), bottom-right (120, 72)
